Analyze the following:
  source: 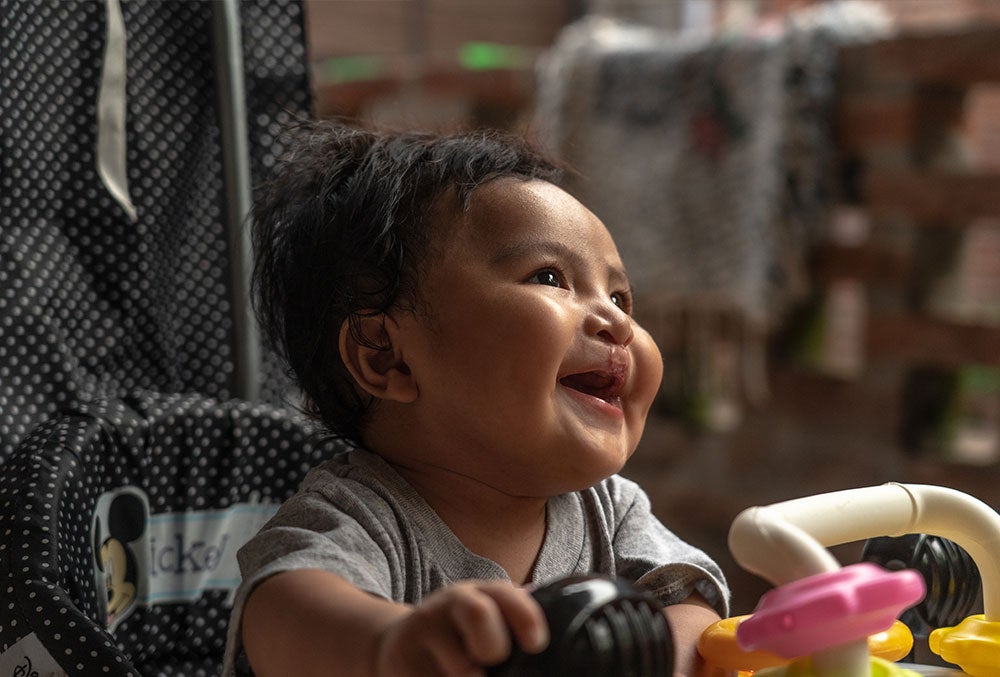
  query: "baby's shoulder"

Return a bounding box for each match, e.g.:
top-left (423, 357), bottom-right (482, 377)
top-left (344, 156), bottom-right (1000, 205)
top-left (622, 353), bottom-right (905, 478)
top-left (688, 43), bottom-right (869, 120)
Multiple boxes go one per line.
top-left (281, 448), bottom-right (419, 523)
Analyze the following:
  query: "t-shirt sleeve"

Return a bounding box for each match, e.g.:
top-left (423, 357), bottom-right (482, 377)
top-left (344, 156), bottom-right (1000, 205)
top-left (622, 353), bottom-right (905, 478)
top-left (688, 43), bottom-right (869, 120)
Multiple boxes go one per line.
top-left (604, 475), bottom-right (730, 617)
top-left (222, 478), bottom-right (404, 677)
top-left (236, 487), bottom-right (400, 598)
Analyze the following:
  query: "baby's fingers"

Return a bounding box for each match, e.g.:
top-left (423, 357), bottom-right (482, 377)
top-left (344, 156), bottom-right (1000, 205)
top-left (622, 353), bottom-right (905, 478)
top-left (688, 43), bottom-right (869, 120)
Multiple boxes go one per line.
top-left (448, 586), bottom-right (511, 666)
top-left (477, 583), bottom-right (549, 655)
top-left (423, 629), bottom-right (485, 677)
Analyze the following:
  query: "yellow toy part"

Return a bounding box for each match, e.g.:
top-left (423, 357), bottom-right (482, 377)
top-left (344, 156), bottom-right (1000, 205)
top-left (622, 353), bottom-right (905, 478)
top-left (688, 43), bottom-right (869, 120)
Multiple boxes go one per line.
top-left (699, 616), bottom-right (789, 672)
top-left (867, 620), bottom-right (915, 662)
top-left (929, 614), bottom-right (1000, 677)
top-left (753, 656), bottom-right (920, 677)
top-left (699, 615), bottom-right (913, 675)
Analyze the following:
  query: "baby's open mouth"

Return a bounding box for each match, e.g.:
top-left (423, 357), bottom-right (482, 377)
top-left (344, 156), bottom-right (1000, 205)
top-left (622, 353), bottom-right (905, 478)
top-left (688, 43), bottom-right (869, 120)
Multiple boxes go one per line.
top-left (559, 370), bottom-right (624, 405)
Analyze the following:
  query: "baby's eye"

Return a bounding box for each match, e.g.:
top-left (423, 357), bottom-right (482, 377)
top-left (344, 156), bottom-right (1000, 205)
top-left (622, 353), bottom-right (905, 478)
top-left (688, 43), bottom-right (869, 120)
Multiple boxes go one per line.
top-left (529, 269), bottom-right (562, 288)
top-left (611, 289), bottom-right (632, 314)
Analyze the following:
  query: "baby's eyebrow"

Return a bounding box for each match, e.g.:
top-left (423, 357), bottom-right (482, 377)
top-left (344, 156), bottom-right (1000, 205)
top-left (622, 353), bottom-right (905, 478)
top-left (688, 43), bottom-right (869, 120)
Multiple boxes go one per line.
top-left (489, 239), bottom-right (581, 266)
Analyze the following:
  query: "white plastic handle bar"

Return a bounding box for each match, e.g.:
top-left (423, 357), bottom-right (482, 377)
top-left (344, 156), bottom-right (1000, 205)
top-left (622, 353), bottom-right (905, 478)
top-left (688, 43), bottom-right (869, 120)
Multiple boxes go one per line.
top-left (728, 482), bottom-right (1000, 621)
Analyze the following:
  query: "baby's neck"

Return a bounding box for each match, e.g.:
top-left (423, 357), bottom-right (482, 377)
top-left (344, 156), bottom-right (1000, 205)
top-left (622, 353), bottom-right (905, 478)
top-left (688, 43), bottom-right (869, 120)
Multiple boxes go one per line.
top-left (391, 461), bottom-right (548, 585)
top-left (447, 500), bottom-right (547, 585)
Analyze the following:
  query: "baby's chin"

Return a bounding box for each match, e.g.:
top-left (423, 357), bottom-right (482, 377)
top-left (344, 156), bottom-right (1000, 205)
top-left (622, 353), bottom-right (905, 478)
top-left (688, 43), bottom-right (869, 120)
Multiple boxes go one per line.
top-left (539, 453), bottom-right (634, 495)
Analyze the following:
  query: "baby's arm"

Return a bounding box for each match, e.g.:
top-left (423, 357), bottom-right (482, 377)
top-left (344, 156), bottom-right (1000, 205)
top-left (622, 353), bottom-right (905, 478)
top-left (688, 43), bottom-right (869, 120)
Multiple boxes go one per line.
top-left (662, 592), bottom-right (721, 677)
top-left (241, 568), bottom-right (549, 677)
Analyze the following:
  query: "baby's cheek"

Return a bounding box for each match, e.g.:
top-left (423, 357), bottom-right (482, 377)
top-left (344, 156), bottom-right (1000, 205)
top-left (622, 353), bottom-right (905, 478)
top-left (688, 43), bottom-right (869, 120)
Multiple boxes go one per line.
top-left (632, 326), bottom-right (664, 416)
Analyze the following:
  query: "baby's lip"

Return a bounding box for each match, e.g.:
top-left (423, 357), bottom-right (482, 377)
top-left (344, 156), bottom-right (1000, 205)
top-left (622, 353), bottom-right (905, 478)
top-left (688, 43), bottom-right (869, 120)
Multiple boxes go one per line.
top-left (559, 356), bottom-right (628, 405)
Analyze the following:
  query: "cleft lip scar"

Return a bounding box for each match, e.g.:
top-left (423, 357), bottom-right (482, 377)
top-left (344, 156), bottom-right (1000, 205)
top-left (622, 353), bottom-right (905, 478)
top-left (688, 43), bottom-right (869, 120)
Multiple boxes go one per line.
top-left (559, 347), bottom-right (632, 406)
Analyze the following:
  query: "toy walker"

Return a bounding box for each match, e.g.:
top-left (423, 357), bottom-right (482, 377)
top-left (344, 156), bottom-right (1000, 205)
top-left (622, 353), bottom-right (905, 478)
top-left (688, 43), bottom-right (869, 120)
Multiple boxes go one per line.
top-left (699, 482), bottom-right (1000, 677)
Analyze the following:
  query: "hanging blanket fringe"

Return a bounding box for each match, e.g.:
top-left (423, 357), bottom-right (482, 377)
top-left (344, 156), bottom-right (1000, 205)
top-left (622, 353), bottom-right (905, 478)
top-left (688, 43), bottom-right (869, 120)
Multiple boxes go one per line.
top-left (535, 2), bottom-right (893, 428)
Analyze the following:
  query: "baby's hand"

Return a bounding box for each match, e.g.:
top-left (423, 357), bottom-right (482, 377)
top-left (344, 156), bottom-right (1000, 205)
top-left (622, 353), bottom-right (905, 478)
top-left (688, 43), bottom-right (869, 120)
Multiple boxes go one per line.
top-left (375, 581), bottom-right (548, 677)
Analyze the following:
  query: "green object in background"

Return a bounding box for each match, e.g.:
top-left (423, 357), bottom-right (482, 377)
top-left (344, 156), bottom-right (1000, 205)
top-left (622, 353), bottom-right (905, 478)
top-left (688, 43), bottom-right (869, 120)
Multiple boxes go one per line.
top-left (458, 42), bottom-right (530, 71)
top-left (946, 365), bottom-right (1000, 464)
top-left (902, 364), bottom-right (1000, 465)
top-left (320, 55), bottom-right (386, 84)
top-left (316, 43), bottom-right (530, 85)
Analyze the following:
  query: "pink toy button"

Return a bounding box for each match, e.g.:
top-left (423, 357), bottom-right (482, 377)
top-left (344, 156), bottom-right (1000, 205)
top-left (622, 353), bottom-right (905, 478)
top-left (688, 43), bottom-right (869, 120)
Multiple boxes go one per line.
top-left (736, 562), bottom-right (926, 659)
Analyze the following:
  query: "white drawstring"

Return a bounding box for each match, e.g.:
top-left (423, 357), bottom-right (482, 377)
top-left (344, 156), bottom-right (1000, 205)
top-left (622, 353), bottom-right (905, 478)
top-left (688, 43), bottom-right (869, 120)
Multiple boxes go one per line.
top-left (97, 0), bottom-right (137, 223)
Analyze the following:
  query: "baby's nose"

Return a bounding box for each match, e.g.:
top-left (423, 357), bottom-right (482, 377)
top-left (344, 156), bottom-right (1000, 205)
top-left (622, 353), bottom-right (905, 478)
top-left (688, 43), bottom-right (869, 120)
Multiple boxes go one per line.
top-left (594, 304), bottom-right (633, 346)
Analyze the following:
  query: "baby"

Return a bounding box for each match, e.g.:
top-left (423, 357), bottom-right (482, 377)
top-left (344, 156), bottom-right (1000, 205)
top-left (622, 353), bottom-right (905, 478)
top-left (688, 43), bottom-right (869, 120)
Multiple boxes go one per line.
top-left (223, 122), bottom-right (729, 677)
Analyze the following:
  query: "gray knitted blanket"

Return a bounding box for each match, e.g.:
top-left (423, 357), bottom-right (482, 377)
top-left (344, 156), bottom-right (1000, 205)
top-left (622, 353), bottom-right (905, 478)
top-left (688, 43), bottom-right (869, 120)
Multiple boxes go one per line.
top-left (535, 5), bottom-right (891, 424)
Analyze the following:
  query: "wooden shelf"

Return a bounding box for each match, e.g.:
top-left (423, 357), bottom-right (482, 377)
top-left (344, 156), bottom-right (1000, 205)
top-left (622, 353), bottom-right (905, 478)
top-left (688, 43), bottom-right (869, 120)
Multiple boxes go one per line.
top-left (866, 26), bottom-right (1000, 84)
top-left (866, 313), bottom-right (1000, 367)
top-left (835, 95), bottom-right (916, 153)
top-left (864, 169), bottom-right (1000, 222)
top-left (812, 243), bottom-right (912, 284)
top-left (313, 65), bottom-right (535, 118)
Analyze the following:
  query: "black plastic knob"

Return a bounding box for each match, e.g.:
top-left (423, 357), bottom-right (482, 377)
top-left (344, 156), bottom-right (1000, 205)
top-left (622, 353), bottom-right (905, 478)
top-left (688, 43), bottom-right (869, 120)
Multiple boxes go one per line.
top-left (487, 574), bottom-right (674, 677)
top-left (862, 534), bottom-right (982, 632)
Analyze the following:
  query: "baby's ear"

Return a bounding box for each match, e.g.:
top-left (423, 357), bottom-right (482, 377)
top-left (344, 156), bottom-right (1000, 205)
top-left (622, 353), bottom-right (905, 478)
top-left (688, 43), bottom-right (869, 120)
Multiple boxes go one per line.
top-left (339, 313), bottom-right (418, 403)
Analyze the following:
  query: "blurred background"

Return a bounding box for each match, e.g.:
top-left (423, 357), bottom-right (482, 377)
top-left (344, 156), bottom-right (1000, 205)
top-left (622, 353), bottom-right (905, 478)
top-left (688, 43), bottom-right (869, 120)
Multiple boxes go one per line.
top-left (2, 0), bottom-right (999, 620)
top-left (301, 0), bottom-right (1000, 615)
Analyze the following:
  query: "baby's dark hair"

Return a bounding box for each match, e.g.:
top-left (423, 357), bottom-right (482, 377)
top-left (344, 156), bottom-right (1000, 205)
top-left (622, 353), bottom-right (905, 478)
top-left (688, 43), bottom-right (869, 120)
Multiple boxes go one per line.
top-left (252, 120), bottom-right (563, 442)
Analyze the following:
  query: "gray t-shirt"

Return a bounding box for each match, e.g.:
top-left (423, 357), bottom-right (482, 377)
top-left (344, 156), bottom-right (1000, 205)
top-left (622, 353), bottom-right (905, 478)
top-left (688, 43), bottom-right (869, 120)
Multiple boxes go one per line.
top-left (223, 449), bottom-right (729, 675)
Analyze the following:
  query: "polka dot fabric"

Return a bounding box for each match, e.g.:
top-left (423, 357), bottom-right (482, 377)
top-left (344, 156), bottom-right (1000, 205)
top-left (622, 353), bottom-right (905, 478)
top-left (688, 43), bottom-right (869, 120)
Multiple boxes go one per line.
top-left (0, 390), bottom-right (345, 676)
top-left (0, 0), bottom-right (310, 461)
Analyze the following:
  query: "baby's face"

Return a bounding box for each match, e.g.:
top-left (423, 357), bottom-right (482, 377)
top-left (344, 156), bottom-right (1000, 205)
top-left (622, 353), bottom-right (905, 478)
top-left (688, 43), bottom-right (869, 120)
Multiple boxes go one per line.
top-left (396, 179), bottom-right (663, 496)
